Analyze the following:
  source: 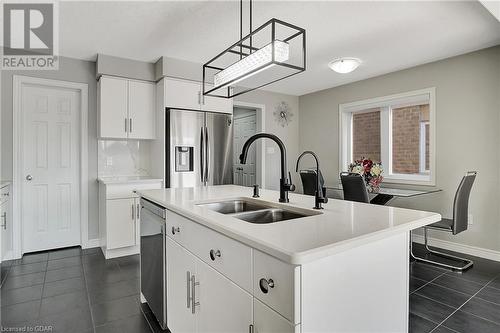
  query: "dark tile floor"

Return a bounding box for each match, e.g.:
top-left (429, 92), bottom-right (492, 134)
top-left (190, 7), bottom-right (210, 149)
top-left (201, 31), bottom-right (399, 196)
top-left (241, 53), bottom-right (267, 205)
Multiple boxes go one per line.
top-left (0, 247), bottom-right (154, 333)
top-left (410, 243), bottom-right (500, 333)
top-left (1, 244), bottom-right (499, 333)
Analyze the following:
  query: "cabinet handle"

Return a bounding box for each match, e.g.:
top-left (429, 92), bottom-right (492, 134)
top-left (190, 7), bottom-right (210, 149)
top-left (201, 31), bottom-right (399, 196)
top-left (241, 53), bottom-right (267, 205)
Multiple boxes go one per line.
top-left (209, 249), bottom-right (221, 261)
top-left (136, 203), bottom-right (140, 219)
top-left (191, 274), bottom-right (200, 314)
top-left (187, 271), bottom-right (191, 308)
top-left (1, 212), bottom-right (6, 230)
top-left (131, 204), bottom-right (135, 220)
top-left (1, 192), bottom-right (9, 197)
top-left (259, 278), bottom-right (275, 294)
top-left (171, 226), bottom-right (180, 235)
top-left (129, 118), bottom-right (133, 133)
top-left (197, 91), bottom-right (201, 105)
top-left (125, 118), bottom-right (128, 133)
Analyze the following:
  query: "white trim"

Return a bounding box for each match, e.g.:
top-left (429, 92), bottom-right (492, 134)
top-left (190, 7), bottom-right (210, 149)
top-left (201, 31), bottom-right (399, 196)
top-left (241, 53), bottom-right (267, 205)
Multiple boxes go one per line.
top-left (412, 233), bottom-right (500, 263)
top-left (232, 101), bottom-right (266, 189)
top-left (13, 75), bottom-right (89, 258)
top-left (339, 87), bottom-right (436, 186)
top-left (84, 238), bottom-right (100, 249)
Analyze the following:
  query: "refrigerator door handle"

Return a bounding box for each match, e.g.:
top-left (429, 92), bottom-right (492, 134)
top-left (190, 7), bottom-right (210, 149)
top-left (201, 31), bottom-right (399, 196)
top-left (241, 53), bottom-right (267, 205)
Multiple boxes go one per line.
top-left (205, 126), bottom-right (210, 184)
top-left (200, 126), bottom-right (205, 183)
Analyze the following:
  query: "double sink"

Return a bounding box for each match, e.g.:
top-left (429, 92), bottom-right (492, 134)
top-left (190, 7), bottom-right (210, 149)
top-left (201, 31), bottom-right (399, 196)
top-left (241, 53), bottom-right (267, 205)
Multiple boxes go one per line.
top-left (197, 199), bottom-right (320, 224)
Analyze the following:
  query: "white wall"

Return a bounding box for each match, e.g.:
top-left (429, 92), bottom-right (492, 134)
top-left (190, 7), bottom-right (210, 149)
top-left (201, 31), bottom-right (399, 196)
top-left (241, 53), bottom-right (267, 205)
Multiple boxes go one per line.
top-left (235, 90), bottom-right (301, 192)
top-left (1, 56), bottom-right (99, 240)
top-left (299, 46), bottom-right (500, 252)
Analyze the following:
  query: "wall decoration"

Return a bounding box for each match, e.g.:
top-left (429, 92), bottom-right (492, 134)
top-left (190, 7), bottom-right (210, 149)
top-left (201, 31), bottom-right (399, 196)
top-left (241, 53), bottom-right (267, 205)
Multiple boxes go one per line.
top-left (274, 101), bottom-right (293, 127)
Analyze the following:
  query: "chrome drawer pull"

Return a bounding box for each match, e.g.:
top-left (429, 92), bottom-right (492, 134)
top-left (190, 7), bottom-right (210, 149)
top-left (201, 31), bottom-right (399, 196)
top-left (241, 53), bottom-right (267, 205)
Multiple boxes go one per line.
top-left (172, 226), bottom-right (180, 235)
top-left (209, 249), bottom-right (221, 261)
top-left (259, 278), bottom-right (274, 294)
top-left (191, 275), bottom-right (200, 314)
top-left (187, 271), bottom-right (191, 308)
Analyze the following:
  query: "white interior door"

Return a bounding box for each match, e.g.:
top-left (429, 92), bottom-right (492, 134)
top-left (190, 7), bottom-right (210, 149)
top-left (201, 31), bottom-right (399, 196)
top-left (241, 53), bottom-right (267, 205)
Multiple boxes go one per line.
top-left (233, 113), bottom-right (257, 187)
top-left (21, 83), bottom-right (81, 253)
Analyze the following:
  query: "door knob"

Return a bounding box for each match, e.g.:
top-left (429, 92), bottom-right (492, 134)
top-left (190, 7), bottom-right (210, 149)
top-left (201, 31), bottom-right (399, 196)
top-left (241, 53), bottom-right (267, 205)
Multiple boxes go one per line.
top-left (26, 175), bottom-right (33, 181)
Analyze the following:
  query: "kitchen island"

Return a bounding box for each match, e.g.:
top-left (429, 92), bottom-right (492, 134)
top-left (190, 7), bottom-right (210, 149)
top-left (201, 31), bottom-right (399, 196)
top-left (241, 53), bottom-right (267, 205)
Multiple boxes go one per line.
top-left (138, 185), bottom-right (441, 333)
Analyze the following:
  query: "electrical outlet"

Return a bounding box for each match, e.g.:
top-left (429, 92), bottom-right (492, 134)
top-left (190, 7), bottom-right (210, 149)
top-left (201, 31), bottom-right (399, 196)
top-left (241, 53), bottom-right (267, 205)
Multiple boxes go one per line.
top-left (106, 157), bottom-right (113, 166)
top-left (468, 214), bottom-right (473, 226)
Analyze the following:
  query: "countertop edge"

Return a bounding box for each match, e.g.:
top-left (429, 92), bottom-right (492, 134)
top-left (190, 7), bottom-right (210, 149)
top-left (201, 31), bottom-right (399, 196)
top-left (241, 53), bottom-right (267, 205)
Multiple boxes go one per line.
top-left (138, 189), bottom-right (441, 265)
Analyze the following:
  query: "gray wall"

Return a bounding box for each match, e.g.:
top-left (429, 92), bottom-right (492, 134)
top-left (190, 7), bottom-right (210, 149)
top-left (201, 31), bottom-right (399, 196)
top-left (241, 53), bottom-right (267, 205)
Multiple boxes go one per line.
top-left (1, 56), bottom-right (99, 240)
top-left (235, 90), bottom-right (301, 192)
top-left (299, 46), bottom-right (500, 252)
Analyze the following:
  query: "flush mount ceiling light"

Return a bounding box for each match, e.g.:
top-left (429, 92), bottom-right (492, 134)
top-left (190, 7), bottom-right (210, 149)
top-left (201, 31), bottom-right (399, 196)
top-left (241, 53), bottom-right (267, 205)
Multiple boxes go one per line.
top-left (328, 58), bottom-right (361, 74)
top-left (203, 0), bottom-right (306, 99)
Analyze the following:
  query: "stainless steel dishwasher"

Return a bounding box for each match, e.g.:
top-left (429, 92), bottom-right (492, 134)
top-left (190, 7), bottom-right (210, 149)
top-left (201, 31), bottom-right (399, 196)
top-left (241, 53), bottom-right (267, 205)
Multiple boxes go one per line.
top-left (140, 198), bottom-right (167, 330)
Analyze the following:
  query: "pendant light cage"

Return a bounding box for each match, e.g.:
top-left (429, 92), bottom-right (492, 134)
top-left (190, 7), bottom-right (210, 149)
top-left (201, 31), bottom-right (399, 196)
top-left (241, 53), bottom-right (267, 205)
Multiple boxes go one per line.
top-left (203, 18), bottom-right (306, 98)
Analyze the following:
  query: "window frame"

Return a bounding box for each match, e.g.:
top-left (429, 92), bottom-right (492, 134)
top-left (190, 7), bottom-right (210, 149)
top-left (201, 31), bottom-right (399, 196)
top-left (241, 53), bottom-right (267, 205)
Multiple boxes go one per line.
top-left (339, 87), bottom-right (436, 186)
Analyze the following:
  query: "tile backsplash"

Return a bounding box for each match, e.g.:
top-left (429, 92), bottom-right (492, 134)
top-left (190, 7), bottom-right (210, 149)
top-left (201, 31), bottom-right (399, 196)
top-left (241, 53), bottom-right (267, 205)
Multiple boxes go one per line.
top-left (98, 140), bottom-right (151, 177)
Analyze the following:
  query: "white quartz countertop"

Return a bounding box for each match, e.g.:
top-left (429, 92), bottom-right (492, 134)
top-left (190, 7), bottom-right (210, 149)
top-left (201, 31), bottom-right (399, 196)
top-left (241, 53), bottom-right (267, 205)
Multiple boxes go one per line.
top-left (97, 176), bottom-right (163, 185)
top-left (137, 185), bottom-right (441, 265)
top-left (0, 181), bottom-right (11, 189)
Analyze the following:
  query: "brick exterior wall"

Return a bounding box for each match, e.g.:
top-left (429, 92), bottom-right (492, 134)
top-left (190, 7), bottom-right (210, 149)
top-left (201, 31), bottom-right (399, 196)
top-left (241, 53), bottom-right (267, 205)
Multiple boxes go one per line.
top-left (392, 104), bottom-right (429, 174)
top-left (351, 104), bottom-right (430, 174)
top-left (352, 109), bottom-right (381, 162)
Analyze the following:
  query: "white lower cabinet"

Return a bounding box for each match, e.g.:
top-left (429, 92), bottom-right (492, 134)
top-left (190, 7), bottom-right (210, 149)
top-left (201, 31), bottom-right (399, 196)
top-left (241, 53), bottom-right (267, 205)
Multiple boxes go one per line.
top-left (166, 237), bottom-right (197, 333)
top-left (99, 180), bottom-right (162, 258)
top-left (106, 198), bottom-right (138, 249)
top-left (254, 299), bottom-right (298, 333)
top-left (166, 237), bottom-right (252, 333)
top-left (163, 209), bottom-right (299, 333)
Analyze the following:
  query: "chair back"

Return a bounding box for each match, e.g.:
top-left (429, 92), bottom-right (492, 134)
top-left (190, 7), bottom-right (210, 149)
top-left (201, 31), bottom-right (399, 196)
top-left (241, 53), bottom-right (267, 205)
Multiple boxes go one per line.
top-left (452, 171), bottom-right (477, 235)
top-left (340, 172), bottom-right (370, 203)
top-left (300, 169), bottom-right (324, 196)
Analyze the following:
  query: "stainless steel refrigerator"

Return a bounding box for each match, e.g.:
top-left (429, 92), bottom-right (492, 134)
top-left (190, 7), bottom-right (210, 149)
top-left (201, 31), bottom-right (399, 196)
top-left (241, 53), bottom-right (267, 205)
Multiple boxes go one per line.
top-left (166, 109), bottom-right (233, 188)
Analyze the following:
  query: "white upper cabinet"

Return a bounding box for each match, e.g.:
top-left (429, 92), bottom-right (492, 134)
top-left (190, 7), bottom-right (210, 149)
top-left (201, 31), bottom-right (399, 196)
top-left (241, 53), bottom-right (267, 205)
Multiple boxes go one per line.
top-left (164, 78), bottom-right (232, 114)
top-left (98, 76), bottom-right (128, 139)
top-left (202, 84), bottom-right (233, 114)
top-left (98, 76), bottom-right (156, 140)
top-left (164, 77), bottom-right (202, 111)
top-left (128, 80), bottom-right (156, 139)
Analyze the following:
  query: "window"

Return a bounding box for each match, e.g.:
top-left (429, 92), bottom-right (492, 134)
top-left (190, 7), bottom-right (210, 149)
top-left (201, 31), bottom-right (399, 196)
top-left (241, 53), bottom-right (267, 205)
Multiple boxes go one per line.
top-left (339, 88), bottom-right (435, 185)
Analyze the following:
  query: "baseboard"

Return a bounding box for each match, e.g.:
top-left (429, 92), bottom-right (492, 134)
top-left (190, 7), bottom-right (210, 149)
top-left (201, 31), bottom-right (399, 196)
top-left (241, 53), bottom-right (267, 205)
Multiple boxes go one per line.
top-left (412, 234), bottom-right (500, 262)
top-left (83, 238), bottom-right (100, 249)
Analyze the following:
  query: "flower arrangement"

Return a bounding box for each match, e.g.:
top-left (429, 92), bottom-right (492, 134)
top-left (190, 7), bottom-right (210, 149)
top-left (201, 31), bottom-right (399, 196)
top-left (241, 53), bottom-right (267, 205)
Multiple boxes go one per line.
top-left (348, 158), bottom-right (384, 193)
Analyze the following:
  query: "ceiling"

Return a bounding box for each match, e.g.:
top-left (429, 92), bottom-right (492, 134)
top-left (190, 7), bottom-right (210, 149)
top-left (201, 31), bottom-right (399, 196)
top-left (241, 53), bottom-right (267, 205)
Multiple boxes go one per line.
top-left (59, 1), bottom-right (500, 96)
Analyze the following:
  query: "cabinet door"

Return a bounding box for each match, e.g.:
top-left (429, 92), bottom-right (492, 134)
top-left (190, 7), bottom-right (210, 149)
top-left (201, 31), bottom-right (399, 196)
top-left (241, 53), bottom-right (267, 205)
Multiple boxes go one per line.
top-left (106, 198), bottom-right (136, 249)
top-left (165, 78), bottom-right (201, 111)
top-left (254, 299), bottom-right (296, 333)
top-left (128, 80), bottom-right (156, 139)
top-left (0, 200), bottom-right (12, 261)
top-left (166, 237), bottom-right (197, 333)
top-left (202, 85), bottom-right (233, 114)
top-left (99, 76), bottom-right (128, 139)
top-left (196, 257), bottom-right (253, 333)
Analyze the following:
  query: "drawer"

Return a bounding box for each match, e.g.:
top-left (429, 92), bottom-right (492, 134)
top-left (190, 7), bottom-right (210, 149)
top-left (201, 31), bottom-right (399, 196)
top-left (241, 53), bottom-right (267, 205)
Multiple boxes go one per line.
top-left (166, 210), bottom-right (252, 292)
top-left (104, 182), bottom-right (162, 199)
top-left (0, 186), bottom-right (10, 204)
top-left (253, 250), bottom-right (301, 324)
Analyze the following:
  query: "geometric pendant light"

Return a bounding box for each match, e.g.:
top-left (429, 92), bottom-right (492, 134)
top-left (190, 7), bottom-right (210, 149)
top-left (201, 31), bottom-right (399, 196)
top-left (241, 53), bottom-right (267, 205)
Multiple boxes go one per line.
top-left (203, 0), bottom-right (306, 98)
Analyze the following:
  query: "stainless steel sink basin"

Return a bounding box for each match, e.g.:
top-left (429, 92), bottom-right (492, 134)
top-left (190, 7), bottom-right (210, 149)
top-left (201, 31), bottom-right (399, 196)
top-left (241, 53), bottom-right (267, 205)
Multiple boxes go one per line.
top-left (233, 208), bottom-right (310, 224)
top-left (197, 200), bottom-right (270, 214)
top-left (197, 199), bottom-right (320, 224)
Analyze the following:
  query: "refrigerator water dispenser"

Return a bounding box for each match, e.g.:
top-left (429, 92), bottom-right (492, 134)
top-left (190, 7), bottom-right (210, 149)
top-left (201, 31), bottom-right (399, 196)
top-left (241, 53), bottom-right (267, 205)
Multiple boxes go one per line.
top-left (175, 146), bottom-right (194, 172)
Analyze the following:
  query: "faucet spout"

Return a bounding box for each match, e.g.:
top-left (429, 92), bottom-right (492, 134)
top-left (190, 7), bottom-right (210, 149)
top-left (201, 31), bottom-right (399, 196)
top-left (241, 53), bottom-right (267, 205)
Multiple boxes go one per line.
top-left (296, 151), bottom-right (328, 209)
top-left (239, 133), bottom-right (295, 202)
